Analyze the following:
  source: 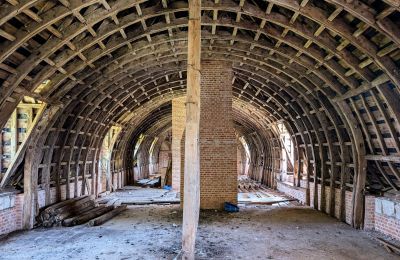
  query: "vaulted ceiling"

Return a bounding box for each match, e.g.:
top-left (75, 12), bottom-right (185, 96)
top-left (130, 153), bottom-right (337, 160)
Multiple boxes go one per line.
top-left (0, 0), bottom-right (399, 197)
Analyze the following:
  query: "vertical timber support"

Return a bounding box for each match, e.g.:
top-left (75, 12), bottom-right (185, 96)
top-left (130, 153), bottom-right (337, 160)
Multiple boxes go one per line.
top-left (337, 101), bottom-right (366, 229)
top-left (23, 105), bottom-right (60, 229)
top-left (181, 0), bottom-right (201, 259)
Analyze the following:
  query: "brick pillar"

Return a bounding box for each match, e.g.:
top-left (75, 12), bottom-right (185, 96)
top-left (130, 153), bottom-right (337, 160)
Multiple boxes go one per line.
top-left (180, 60), bottom-right (237, 209)
top-left (172, 96), bottom-right (186, 191)
top-left (199, 60), bottom-right (237, 209)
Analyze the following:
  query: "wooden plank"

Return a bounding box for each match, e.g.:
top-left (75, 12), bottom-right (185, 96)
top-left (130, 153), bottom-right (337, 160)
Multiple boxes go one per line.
top-left (377, 237), bottom-right (400, 255)
top-left (333, 74), bottom-right (390, 101)
top-left (181, 0), bottom-right (201, 259)
top-left (365, 154), bottom-right (400, 163)
top-left (88, 205), bottom-right (127, 226)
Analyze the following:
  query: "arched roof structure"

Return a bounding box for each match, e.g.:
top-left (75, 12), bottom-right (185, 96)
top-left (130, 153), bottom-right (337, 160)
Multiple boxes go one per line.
top-left (0, 0), bottom-right (399, 229)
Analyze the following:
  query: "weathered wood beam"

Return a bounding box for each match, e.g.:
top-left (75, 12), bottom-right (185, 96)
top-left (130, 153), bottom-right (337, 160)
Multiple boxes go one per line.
top-left (333, 74), bottom-right (390, 101)
top-left (14, 87), bottom-right (63, 107)
top-left (337, 101), bottom-right (366, 229)
top-left (181, 0), bottom-right (201, 259)
top-left (365, 154), bottom-right (400, 163)
top-left (23, 105), bottom-right (61, 229)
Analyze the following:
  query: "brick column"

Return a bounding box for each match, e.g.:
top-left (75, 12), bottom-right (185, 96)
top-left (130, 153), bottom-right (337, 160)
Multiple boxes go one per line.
top-left (172, 96), bottom-right (186, 191)
top-left (199, 60), bottom-right (237, 209)
top-left (180, 60), bottom-right (237, 209)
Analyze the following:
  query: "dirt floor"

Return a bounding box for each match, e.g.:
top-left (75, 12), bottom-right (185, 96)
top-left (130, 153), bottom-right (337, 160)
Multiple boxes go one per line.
top-left (0, 203), bottom-right (398, 260)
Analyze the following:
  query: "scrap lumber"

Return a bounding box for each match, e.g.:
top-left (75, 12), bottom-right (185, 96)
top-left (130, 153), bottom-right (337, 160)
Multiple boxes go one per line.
top-left (121, 200), bottom-right (180, 205)
top-left (38, 196), bottom-right (94, 227)
top-left (88, 205), bottom-right (127, 226)
top-left (377, 238), bottom-right (400, 255)
top-left (37, 195), bottom-right (118, 227)
top-left (63, 205), bottom-right (113, 226)
top-left (136, 177), bottom-right (161, 187)
top-left (41, 196), bottom-right (85, 215)
top-left (239, 199), bottom-right (297, 205)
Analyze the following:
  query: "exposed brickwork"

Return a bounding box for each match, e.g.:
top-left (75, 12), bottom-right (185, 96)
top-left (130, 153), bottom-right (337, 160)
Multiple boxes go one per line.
top-left (158, 145), bottom-right (170, 173)
top-left (276, 181), bottom-right (306, 204)
top-left (198, 60), bottom-right (237, 209)
top-left (374, 197), bottom-right (400, 240)
top-left (172, 96), bottom-right (186, 191)
top-left (237, 144), bottom-right (247, 176)
top-left (307, 183), bottom-right (353, 225)
top-left (375, 213), bottom-right (400, 240)
top-left (364, 195), bottom-right (375, 231)
top-left (180, 60), bottom-right (237, 209)
top-left (0, 193), bottom-right (23, 236)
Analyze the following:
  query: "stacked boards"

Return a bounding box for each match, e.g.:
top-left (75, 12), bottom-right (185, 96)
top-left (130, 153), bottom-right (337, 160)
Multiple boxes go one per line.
top-left (37, 195), bottom-right (126, 227)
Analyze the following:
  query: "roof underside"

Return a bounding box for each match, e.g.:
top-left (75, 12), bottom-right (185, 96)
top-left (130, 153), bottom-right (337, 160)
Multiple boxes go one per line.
top-left (0, 0), bottom-right (399, 192)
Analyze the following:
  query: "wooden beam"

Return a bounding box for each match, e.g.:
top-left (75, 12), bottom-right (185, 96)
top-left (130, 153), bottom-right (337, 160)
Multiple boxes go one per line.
top-left (181, 0), bottom-right (201, 259)
top-left (23, 105), bottom-right (54, 229)
top-left (333, 74), bottom-right (390, 101)
top-left (337, 101), bottom-right (366, 229)
top-left (14, 87), bottom-right (63, 107)
top-left (365, 154), bottom-right (400, 163)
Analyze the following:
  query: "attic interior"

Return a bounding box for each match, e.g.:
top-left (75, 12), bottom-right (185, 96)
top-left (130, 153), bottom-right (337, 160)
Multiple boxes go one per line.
top-left (0, 0), bottom-right (400, 259)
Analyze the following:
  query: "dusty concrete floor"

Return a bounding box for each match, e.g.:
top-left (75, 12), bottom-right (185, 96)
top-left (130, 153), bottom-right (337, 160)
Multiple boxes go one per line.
top-left (0, 204), bottom-right (397, 260)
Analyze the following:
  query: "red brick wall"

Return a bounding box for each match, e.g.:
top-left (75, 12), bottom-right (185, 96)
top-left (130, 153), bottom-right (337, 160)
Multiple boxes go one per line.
top-left (0, 193), bottom-right (23, 236)
top-left (374, 197), bottom-right (400, 241)
top-left (198, 60), bottom-right (237, 209)
top-left (276, 181), bottom-right (306, 204)
top-left (364, 195), bottom-right (375, 231)
top-left (375, 214), bottom-right (400, 240)
top-left (158, 149), bottom-right (170, 172)
top-left (281, 182), bottom-right (354, 224)
top-left (180, 60), bottom-right (237, 209)
top-left (307, 183), bottom-right (353, 224)
top-left (172, 97), bottom-right (186, 191)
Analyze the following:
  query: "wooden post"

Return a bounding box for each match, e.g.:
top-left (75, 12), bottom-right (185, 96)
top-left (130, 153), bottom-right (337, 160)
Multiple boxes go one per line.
top-left (181, 0), bottom-right (201, 259)
top-left (23, 105), bottom-right (61, 229)
top-left (337, 101), bottom-right (366, 228)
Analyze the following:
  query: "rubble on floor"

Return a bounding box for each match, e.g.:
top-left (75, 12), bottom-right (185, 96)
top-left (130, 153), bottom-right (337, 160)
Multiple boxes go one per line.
top-left (96, 186), bottom-right (180, 206)
top-left (2, 204), bottom-right (397, 260)
top-left (136, 177), bottom-right (161, 188)
top-left (238, 176), bottom-right (298, 206)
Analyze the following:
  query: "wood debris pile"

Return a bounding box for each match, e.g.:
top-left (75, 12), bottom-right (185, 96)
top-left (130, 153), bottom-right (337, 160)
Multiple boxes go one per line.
top-left (238, 176), bottom-right (296, 205)
top-left (96, 186), bottom-right (180, 206)
top-left (238, 176), bottom-right (262, 191)
top-left (136, 161), bottom-right (173, 188)
top-left (136, 177), bottom-right (161, 187)
top-left (37, 195), bottom-right (126, 227)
